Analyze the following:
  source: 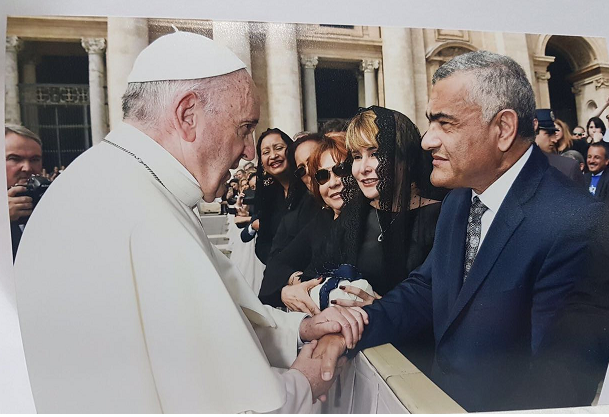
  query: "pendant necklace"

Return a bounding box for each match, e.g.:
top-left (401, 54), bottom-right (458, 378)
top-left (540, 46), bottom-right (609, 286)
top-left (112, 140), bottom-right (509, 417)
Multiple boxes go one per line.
top-left (375, 209), bottom-right (398, 242)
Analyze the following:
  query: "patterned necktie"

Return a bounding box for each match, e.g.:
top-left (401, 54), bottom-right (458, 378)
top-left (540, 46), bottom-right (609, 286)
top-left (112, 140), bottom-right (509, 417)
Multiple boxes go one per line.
top-left (463, 196), bottom-right (488, 282)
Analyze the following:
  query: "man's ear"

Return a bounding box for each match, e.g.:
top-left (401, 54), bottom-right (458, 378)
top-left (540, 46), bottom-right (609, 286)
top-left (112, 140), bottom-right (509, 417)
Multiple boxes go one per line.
top-left (173, 92), bottom-right (198, 143)
top-left (495, 109), bottom-right (519, 152)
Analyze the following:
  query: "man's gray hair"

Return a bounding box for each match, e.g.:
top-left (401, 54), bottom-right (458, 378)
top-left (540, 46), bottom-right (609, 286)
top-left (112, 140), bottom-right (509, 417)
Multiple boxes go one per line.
top-left (121, 69), bottom-right (245, 126)
top-left (432, 50), bottom-right (536, 140)
top-left (5, 124), bottom-right (42, 147)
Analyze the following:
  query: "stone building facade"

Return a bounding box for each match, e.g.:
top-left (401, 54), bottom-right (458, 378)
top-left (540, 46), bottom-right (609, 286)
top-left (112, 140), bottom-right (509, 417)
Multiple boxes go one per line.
top-left (5, 16), bottom-right (609, 167)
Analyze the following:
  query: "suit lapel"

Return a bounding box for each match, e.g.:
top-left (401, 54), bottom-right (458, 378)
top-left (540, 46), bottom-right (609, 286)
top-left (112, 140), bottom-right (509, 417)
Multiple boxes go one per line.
top-left (437, 145), bottom-right (547, 341)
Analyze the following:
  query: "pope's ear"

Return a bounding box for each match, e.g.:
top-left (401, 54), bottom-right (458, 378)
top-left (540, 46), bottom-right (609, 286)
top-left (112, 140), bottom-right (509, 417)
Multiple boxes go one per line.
top-left (173, 92), bottom-right (198, 143)
top-left (495, 109), bottom-right (519, 152)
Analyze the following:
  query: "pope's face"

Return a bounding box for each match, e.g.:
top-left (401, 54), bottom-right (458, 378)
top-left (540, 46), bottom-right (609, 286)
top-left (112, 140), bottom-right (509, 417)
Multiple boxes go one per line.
top-left (5, 132), bottom-right (43, 188)
top-left (422, 72), bottom-right (500, 193)
top-left (190, 71), bottom-right (259, 202)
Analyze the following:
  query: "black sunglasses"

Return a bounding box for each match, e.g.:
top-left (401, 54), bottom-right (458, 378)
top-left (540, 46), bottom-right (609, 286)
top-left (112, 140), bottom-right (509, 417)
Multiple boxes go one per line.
top-left (314, 162), bottom-right (351, 185)
top-left (294, 165), bottom-right (307, 179)
top-left (573, 132), bottom-right (585, 137)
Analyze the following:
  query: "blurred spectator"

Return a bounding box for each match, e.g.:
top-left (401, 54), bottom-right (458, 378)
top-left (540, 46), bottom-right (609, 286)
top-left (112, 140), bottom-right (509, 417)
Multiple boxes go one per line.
top-left (535, 109), bottom-right (584, 186)
top-left (320, 118), bottom-right (348, 134)
top-left (561, 150), bottom-right (585, 173)
top-left (570, 125), bottom-right (589, 161)
top-left (554, 119), bottom-right (572, 153)
top-left (585, 142), bottom-right (609, 202)
top-left (5, 124), bottom-right (43, 261)
top-left (586, 116), bottom-right (606, 144)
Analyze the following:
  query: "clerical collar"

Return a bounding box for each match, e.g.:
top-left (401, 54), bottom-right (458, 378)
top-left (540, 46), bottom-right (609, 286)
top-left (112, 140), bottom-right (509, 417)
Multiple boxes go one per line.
top-left (104, 122), bottom-right (203, 208)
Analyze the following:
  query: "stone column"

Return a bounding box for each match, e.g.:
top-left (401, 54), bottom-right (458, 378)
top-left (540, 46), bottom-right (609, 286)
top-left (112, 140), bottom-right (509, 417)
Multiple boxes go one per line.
top-left (265, 23), bottom-right (302, 135)
top-left (107, 17), bottom-right (149, 130)
top-left (357, 70), bottom-right (365, 108)
top-left (533, 55), bottom-right (555, 109)
top-left (5, 36), bottom-right (22, 124)
top-left (361, 59), bottom-right (380, 107)
top-left (82, 38), bottom-right (109, 145)
top-left (411, 28), bottom-right (429, 130)
top-left (301, 55), bottom-right (318, 132)
top-left (212, 21), bottom-right (252, 73)
top-left (20, 55), bottom-right (39, 131)
top-left (381, 27), bottom-right (416, 120)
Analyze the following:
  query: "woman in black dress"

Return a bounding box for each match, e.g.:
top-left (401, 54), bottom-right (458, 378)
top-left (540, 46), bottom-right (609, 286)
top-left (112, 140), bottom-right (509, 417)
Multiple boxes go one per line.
top-left (249, 128), bottom-right (308, 264)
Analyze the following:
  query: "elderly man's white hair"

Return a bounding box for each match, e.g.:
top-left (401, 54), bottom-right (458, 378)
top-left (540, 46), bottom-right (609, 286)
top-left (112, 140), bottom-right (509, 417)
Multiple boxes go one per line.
top-left (121, 72), bottom-right (246, 127)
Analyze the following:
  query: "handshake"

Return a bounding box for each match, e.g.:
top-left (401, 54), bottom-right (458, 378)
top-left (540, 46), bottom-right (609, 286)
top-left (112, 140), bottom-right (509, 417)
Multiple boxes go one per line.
top-left (294, 305), bottom-right (369, 403)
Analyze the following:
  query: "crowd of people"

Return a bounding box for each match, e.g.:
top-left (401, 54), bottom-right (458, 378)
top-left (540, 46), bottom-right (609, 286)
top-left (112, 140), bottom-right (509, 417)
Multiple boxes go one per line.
top-left (6, 30), bottom-right (609, 413)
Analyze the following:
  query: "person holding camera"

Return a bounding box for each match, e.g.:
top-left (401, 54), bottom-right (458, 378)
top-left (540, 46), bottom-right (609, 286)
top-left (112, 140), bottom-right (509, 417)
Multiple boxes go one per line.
top-left (5, 124), bottom-right (44, 261)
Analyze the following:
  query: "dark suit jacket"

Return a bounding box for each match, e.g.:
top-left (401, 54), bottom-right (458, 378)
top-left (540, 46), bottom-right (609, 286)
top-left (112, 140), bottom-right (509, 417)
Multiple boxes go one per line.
top-left (584, 169), bottom-right (609, 203)
top-left (352, 145), bottom-right (603, 412)
top-left (546, 152), bottom-right (585, 187)
top-left (11, 221), bottom-right (23, 262)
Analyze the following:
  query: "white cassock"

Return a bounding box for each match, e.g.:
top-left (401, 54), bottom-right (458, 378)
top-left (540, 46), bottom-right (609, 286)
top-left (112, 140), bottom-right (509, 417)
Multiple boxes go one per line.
top-left (14, 122), bottom-right (313, 413)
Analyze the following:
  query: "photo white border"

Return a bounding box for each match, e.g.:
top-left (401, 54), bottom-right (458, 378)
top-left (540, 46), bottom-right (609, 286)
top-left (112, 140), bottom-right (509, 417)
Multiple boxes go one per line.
top-left (1, 0), bottom-right (608, 413)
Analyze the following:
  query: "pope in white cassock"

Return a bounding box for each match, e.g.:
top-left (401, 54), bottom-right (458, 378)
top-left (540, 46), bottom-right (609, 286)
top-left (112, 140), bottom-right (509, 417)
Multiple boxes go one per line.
top-left (13, 31), bottom-right (367, 413)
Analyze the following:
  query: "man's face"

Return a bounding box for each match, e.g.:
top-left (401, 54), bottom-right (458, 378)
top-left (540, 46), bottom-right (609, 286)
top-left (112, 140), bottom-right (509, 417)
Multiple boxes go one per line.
top-left (573, 127), bottom-right (586, 140)
top-left (5, 132), bottom-right (43, 188)
top-left (422, 73), bottom-right (500, 193)
top-left (587, 146), bottom-right (609, 174)
top-left (535, 129), bottom-right (558, 153)
top-left (188, 71), bottom-right (260, 203)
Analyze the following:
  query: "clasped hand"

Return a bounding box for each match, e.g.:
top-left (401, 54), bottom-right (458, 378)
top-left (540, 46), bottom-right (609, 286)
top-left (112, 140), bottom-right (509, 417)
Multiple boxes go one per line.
top-left (294, 306), bottom-right (368, 401)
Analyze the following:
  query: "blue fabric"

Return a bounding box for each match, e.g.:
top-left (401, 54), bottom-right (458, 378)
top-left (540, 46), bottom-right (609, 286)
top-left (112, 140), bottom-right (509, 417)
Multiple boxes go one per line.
top-left (589, 174), bottom-right (601, 196)
top-left (351, 145), bottom-right (603, 412)
top-left (316, 264), bottom-right (362, 310)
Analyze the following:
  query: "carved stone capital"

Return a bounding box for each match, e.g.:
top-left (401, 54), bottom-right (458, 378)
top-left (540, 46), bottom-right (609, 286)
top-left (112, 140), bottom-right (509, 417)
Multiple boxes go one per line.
top-left (6, 36), bottom-right (22, 53)
top-left (300, 55), bottom-right (318, 69)
top-left (571, 86), bottom-right (582, 96)
top-left (535, 71), bottom-right (551, 82)
top-left (361, 59), bottom-right (380, 73)
top-left (81, 38), bottom-right (106, 54)
top-left (594, 77), bottom-right (609, 90)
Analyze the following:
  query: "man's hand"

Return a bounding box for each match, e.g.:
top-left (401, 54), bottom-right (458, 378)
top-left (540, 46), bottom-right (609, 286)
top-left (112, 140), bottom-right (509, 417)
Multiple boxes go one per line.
top-left (8, 186), bottom-right (33, 221)
top-left (291, 340), bottom-right (347, 402)
top-left (312, 334), bottom-right (348, 381)
top-left (251, 219), bottom-right (260, 231)
top-left (299, 305), bottom-right (368, 349)
top-left (282, 277), bottom-right (323, 315)
top-left (332, 285), bottom-right (382, 308)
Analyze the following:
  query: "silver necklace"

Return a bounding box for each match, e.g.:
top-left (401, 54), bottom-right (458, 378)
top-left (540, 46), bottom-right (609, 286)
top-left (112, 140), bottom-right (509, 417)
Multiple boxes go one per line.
top-left (375, 208), bottom-right (398, 242)
top-left (102, 139), bottom-right (165, 187)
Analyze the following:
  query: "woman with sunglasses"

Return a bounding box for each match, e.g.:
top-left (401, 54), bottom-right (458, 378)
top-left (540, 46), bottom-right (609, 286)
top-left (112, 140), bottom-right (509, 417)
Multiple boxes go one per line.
top-left (250, 128), bottom-right (309, 264)
top-left (260, 134), bottom-right (351, 314)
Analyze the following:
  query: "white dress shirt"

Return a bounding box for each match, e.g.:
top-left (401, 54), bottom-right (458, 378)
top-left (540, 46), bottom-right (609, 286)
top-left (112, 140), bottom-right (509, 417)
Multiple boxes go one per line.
top-left (472, 144), bottom-right (533, 251)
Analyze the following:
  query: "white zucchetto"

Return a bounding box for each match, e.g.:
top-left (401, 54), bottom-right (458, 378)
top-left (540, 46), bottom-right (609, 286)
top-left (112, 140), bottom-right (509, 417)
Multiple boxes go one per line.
top-left (127, 31), bottom-right (246, 83)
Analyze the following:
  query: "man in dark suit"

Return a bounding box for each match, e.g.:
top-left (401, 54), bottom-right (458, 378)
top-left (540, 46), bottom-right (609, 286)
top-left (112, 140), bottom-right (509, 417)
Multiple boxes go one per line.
top-left (584, 142), bottom-right (609, 202)
top-left (312, 51), bottom-right (605, 412)
top-left (534, 108), bottom-right (585, 187)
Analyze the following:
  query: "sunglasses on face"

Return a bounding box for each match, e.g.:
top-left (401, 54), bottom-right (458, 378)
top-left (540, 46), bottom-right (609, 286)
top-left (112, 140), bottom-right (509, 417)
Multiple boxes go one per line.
top-left (315, 162), bottom-right (351, 185)
top-left (573, 132), bottom-right (585, 137)
top-left (294, 165), bottom-right (307, 179)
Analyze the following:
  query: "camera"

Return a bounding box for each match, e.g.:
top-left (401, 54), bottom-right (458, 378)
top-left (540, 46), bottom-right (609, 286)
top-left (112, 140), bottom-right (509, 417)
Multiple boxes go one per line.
top-left (16, 175), bottom-right (51, 206)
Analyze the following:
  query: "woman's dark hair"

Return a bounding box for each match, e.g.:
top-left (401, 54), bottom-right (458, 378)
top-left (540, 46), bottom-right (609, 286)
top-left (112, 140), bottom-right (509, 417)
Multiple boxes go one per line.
top-left (254, 127), bottom-right (307, 230)
top-left (587, 117), bottom-right (607, 136)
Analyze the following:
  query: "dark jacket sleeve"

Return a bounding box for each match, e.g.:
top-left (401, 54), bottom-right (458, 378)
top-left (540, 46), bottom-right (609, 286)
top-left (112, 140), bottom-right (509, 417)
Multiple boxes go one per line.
top-left (348, 244), bottom-right (435, 358)
top-left (240, 214), bottom-right (258, 243)
top-left (258, 217), bottom-right (316, 307)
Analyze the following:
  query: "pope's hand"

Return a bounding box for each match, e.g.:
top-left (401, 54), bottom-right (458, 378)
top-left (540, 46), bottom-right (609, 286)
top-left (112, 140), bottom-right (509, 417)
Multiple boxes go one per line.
top-left (299, 305), bottom-right (368, 349)
top-left (312, 334), bottom-right (348, 381)
top-left (291, 340), bottom-right (347, 402)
